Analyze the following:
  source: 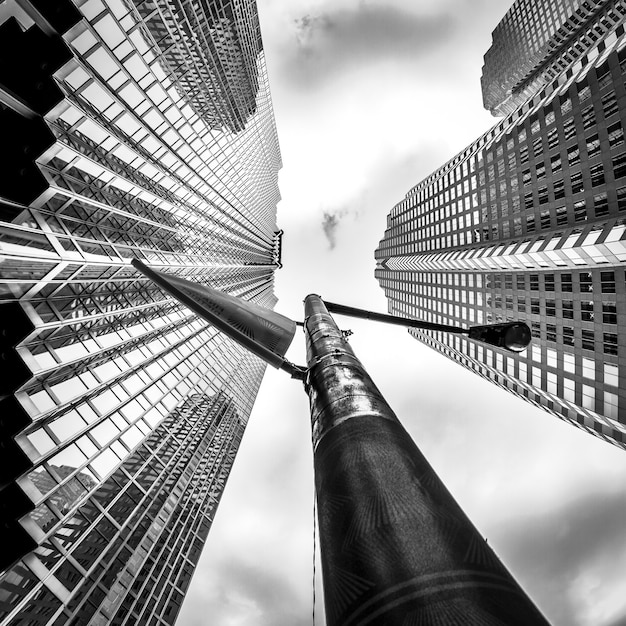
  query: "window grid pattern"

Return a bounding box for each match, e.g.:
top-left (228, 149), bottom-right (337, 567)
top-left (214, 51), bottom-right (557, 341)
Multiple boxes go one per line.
top-left (375, 14), bottom-right (626, 450)
top-left (0, 0), bottom-right (281, 623)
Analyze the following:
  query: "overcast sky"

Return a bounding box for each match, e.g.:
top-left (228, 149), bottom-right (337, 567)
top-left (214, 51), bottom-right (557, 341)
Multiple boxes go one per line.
top-left (177, 1), bottom-right (626, 625)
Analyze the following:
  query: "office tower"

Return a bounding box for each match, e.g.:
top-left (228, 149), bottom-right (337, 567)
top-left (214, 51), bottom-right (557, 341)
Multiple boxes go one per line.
top-left (482, 0), bottom-right (622, 115)
top-left (0, 0), bottom-right (281, 623)
top-left (375, 1), bottom-right (626, 450)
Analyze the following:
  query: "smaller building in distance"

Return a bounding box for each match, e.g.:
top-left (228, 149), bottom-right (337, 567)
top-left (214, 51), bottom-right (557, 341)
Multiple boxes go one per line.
top-left (376, 0), bottom-right (626, 450)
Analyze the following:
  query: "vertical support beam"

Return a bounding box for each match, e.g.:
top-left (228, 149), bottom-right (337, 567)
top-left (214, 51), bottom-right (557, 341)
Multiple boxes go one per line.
top-left (303, 294), bottom-right (549, 626)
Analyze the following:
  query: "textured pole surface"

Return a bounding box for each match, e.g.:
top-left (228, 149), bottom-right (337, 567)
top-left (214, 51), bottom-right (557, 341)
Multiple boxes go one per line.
top-left (303, 295), bottom-right (549, 626)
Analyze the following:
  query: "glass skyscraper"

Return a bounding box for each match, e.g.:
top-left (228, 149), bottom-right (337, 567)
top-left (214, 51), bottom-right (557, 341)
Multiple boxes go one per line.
top-left (0, 0), bottom-right (281, 624)
top-left (375, 0), bottom-right (626, 450)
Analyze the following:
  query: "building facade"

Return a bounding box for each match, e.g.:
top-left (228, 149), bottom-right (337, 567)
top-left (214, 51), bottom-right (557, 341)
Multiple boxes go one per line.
top-left (481, 0), bottom-right (622, 115)
top-left (0, 0), bottom-right (281, 624)
top-left (375, 1), bottom-right (626, 449)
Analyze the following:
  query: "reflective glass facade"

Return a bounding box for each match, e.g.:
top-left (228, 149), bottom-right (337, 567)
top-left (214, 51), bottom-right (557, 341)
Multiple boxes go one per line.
top-left (0, 0), bottom-right (281, 623)
top-left (376, 9), bottom-right (626, 450)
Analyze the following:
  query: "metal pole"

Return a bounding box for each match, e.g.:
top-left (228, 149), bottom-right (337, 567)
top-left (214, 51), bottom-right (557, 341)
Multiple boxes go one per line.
top-left (303, 294), bottom-right (549, 626)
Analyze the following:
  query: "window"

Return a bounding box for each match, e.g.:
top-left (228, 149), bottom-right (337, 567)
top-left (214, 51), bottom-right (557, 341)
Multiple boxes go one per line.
top-left (563, 300), bottom-right (574, 318)
top-left (578, 84), bottom-right (591, 102)
top-left (563, 117), bottom-right (576, 140)
top-left (571, 171), bottom-right (583, 193)
top-left (546, 324), bottom-right (557, 342)
top-left (581, 301), bottom-right (594, 321)
top-left (580, 272), bottom-right (593, 293)
top-left (548, 127), bottom-right (558, 149)
top-left (602, 90), bottom-right (618, 118)
top-left (530, 274), bottom-right (539, 290)
top-left (613, 152), bottom-right (626, 179)
top-left (608, 122), bottom-right (624, 148)
top-left (601, 271), bottom-right (615, 293)
top-left (582, 105), bottom-right (595, 129)
top-left (594, 192), bottom-right (609, 216)
top-left (603, 302), bottom-right (617, 324)
top-left (590, 164), bottom-right (605, 187)
top-left (561, 274), bottom-right (573, 292)
top-left (604, 363), bottom-right (619, 386)
top-left (567, 146), bottom-right (580, 166)
top-left (545, 274), bottom-right (554, 291)
top-left (604, 332), bottom-right (618, 355)
top-left (618, 186), bottom-right (626, 211)
top-left (546, 300), bottom-right (556, 316)
top-left (551, 154), bottom-right (562, 172)
top-left (586, 134), bottom-right (601, 158)
top-left (561, 97), bottom-right (572, 114)
top-left (573, 200), bottom-right (587, 222)
top-left (582, 329), bottom-right (595, 351)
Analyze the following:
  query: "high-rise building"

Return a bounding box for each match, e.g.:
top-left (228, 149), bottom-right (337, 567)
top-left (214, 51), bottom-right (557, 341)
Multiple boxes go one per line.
top-left (481, 0), bottom-right (622, 115)
top-left (0, 0), bottom-right (281, 624)
top-left (375, 1), bottom-right (626, 450)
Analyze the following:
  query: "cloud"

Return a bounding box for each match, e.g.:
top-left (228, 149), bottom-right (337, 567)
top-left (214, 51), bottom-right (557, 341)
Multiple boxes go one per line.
top-left (321, 210), bottom-right (346, 249)
top-left (496, 487), bottom-right (626, 625)
top-left (288, 4), bottom-right (455, 85)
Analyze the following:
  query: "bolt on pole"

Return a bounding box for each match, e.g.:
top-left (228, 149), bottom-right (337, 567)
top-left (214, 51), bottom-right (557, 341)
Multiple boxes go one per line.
top-left (303, 294), bottom-right (549, 626)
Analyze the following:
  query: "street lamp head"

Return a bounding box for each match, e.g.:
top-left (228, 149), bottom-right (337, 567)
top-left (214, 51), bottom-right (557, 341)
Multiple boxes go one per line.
top-left (467, 322), bottom-right (531, 353)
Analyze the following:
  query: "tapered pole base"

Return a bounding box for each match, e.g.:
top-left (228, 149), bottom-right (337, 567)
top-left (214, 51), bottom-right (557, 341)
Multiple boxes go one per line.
top-left (304, 295), bottom-right (549, 626)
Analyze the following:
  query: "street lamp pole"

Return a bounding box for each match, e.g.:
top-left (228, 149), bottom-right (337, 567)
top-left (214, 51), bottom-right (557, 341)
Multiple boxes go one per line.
top-left (132, 261), bottom-right (548, 625)
top-left (304, 294), bottom-right (548, 625)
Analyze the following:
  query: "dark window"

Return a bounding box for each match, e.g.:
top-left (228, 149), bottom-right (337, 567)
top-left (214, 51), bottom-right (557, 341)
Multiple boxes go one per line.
top-left (563, 300), bottom-right (574, 319)
top-left (604, 332), bottom-right (618, 355)
top-left (548, 127), bottom-right (559, 149)
top-left (601, 271), bottom-right (615, 293)
top-left (546, 324), bottom-right (557, 342)
top-left (603, 302), bottom-right (617, 324)
top-left (531, 298), bottom-right (540, 314)
top-left (608, 122), bottom-right (624, 148)
top-left (555, 205), bottom-right (568, 225)
top-left (551, 154), bottom-right (562, 172)
top-left (517, 275), bottom-right (526, 290)
top-left (582, 105), bottom-right (595, 129)
top-left (571, 171), bottom-right (584, 193)
top-left (545, 274), bottom-right (555, 291)
top-left (613, 152), bottom-right (626, 179)
top-left (602, 90), bottom-right (618, 118)
top-left (580, 272), bottom-right (593, 293)
top-left (594, 192), bottom-right (609, 217)
top-left (618, 186), bottom-right (626, 211)
top-left (568, 145), bottom-right (580, 166)
top-left (530, 274), bottom-right (539, 290)
top-left (563, 326), bottom-right (574, 346)
top-left (586, 134), bottom-right (601, 158)
top-left (574, 199), bottom-right (587, 221)
top-left (581, 301), bottom-right (595, 321)
top-left (546, 300), bottom-right (556, 316)
top-left (582, 329), bottom-right (595, 351)
top-left (540, 209), bottom-right (551, 229)
top-left (590, 164), bottom-right (605, 187)
top-left (564, 117), bottom-right (576, 140)
top-left (561, 274), bottom-right (573, 292)
top-left (536, 163), bottom-right (546, 179)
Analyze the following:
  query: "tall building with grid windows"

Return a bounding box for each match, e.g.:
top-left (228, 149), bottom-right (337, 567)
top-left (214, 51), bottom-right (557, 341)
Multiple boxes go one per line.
top-left (0, 0), bottom-right (281, 624)
top-left (375, 1), bottom-right (626, 450)
top-left (482, 0), bottom-right (622, 115)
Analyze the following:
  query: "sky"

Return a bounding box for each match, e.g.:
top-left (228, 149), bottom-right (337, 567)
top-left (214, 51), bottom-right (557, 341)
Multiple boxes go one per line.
top-left (177, 1), bottom-right (626, 625)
